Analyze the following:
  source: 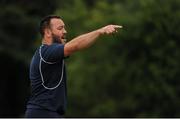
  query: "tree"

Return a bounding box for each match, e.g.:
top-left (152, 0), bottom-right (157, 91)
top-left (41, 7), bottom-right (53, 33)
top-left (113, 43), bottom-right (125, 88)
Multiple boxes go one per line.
top-left (55, 0), bottom-right (180, 117)
top-left (0, 0), bottom-right (59, 117)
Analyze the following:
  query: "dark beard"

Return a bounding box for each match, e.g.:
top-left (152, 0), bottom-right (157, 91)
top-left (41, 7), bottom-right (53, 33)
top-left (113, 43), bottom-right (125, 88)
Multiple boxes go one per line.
top-left (52, 34), bottom-right (61, 44)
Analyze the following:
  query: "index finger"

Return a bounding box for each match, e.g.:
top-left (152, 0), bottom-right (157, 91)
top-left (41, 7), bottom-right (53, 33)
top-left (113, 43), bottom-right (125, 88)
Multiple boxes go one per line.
top-left (114, 25), bottom-right (123, 29)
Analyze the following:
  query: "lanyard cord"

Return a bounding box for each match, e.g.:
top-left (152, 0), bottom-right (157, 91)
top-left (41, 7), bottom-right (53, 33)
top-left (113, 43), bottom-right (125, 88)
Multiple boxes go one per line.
top-left (39, 45), bottom-right (64, 90)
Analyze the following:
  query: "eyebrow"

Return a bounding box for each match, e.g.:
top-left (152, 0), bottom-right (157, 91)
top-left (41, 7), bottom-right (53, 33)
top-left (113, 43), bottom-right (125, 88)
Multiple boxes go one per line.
top-left (57, 25), bottom-right (65, 29)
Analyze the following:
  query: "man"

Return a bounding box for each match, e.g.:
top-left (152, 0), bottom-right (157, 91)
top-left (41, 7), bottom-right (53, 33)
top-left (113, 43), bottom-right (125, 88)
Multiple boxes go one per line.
top-left (25, 15), bottom-right (122, 118)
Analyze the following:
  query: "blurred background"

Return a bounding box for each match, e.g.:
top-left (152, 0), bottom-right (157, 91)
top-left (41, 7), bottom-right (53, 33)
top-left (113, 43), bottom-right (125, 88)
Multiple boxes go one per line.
top-left (0, 0), bottom-right (180, 117)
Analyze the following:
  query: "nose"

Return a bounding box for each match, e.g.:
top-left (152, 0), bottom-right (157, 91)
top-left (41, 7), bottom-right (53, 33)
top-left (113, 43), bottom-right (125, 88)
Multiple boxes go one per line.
top-left (63, 28), bottom-right (67, 34)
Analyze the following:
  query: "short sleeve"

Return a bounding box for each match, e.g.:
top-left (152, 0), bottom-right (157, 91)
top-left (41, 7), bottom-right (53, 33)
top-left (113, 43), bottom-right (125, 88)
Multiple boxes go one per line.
top-left (41, 44), bottom-right (64, 62)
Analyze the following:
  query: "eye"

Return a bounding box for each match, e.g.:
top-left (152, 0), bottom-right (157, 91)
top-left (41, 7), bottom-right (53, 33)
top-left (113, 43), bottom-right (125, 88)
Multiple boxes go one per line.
top-left (58, 27), bottom-right (63, 30)
top-left (57, 26), bottom-right (64, 30)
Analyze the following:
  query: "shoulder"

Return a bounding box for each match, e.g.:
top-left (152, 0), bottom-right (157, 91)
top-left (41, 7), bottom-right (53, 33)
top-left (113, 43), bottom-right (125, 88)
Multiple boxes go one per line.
top-left (42, 43), bottom-right (63, 48)
top-left (42, 43), bottom-right (64, 51)
top-left (40, 43), bottom-right (65, 61)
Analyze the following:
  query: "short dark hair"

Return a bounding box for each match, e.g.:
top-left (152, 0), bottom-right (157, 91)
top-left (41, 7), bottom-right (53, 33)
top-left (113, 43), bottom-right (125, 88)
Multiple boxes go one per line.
top-left (39, 15), bottom-right (61, 37)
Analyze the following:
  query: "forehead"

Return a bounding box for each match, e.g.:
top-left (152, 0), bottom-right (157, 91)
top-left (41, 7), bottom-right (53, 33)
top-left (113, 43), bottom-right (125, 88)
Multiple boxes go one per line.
top-left (50, 18), bottom-right (65, 26)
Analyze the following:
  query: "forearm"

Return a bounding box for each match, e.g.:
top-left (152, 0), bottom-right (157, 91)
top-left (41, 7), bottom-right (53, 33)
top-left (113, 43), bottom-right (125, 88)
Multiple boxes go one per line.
top-left (64, 25), bottom-right (122, 56)
top-left (64, 29), bottom-right (101, 55)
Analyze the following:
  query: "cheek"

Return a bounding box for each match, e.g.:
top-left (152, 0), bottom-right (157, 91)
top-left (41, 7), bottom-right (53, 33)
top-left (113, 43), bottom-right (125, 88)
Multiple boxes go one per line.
top-left (59, 31), bottom-right (64, 37)
top-left (56, 30), bottom-right (63, 35)
top-left (52, 31), bottom-right (61, 36)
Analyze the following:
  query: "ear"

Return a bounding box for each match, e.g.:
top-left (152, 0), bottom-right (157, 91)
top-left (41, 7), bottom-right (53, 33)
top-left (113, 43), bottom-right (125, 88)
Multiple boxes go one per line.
top-left (44, 28), bottom-right (52, 37)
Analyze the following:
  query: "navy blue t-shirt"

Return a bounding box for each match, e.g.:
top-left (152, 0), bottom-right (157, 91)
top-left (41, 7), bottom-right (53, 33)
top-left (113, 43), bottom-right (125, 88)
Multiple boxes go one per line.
top-left (27, 43), bottom-right (67, 115)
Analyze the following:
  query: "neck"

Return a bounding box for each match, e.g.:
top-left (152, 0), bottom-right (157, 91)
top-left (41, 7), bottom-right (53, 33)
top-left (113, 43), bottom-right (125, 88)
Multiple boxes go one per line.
top-left (42, 37), bottom-right (52, 45)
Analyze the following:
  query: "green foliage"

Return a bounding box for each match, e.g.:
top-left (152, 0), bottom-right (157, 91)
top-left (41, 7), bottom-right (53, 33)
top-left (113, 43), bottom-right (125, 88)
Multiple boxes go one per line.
top-left (0, 0), bottom-right (59, 117)
top-left (0, 0), bottom-right (179, 117)
top-left (55, 0), bottom-right (180, 117)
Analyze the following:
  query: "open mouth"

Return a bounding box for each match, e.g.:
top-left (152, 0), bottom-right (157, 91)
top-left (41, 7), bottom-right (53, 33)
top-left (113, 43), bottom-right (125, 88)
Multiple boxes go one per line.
top-left (62, 35), bottom-right (67, 42)
top-left (63, 39), bottom-right (67, 42)
top-left (62, 34), bottom-right (66, 39)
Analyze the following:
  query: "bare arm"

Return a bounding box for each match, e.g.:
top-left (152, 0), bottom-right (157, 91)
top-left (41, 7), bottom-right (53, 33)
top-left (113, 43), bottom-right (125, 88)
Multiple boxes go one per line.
top-left (64, 25), bottom-right (122, 56)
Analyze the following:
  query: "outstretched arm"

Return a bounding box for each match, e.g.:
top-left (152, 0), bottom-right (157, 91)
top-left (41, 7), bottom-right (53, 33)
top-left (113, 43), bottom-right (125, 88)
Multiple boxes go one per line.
top-left (64, 25), bottom-right (122, 56)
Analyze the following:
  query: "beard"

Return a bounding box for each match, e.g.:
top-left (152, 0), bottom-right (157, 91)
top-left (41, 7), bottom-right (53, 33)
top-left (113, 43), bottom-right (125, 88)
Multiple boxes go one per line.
top-left (52, 33), bottom-right (61, 44)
